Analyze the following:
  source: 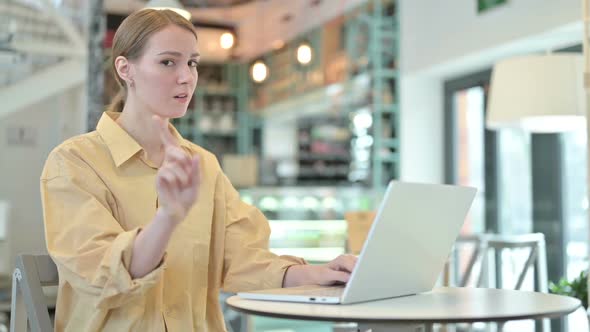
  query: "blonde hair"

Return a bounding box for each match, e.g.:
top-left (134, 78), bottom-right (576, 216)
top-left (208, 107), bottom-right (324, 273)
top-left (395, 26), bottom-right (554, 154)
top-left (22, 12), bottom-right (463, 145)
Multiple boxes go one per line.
top-left (106, 9), bottom-right (198, 113)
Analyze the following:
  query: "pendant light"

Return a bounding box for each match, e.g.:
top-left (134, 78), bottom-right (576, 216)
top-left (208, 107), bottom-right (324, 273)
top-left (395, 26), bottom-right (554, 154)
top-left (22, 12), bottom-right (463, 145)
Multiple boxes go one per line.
top-left (296, 42), bottom-right (313, 65)
top-left (251, 60), bottom-right (268, 83)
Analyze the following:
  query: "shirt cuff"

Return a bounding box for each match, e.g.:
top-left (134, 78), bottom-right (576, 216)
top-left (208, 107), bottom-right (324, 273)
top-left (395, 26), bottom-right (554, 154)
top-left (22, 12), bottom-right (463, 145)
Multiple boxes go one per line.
top-left (96, 228), bottom-right (167, 309)
top-left (262, 255), bottom-right (307, 290)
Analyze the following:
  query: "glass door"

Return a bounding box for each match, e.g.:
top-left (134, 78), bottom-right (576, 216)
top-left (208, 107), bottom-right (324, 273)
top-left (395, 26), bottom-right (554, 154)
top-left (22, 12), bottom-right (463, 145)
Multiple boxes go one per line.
top-left (445, 70), bottom-right (497, 235)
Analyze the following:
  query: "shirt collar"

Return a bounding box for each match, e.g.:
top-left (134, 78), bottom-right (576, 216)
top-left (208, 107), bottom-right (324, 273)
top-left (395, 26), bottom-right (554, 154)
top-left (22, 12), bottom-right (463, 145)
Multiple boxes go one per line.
top-left (96, 111), bottom-right (191, 168)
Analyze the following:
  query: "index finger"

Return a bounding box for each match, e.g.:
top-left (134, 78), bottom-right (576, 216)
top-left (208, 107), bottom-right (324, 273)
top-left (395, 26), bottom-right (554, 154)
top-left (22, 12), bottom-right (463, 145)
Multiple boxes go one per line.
top-left (153, 115), bottom-right (178, 148)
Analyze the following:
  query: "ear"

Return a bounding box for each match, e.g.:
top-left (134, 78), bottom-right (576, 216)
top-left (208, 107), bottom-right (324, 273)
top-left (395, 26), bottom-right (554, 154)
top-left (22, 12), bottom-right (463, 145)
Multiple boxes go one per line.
top-left (114, 55), bottom-right (134, 87)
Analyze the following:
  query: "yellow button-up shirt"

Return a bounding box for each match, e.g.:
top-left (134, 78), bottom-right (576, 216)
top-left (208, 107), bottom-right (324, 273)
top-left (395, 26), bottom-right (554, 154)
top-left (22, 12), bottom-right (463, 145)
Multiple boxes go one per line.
top-left (40, 111), bottom-right (305, 331)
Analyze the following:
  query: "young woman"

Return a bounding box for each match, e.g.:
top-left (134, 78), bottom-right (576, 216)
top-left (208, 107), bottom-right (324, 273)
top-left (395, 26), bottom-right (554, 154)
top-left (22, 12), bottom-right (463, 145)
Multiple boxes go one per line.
top-left (40, 9), bottom-right (356, 331)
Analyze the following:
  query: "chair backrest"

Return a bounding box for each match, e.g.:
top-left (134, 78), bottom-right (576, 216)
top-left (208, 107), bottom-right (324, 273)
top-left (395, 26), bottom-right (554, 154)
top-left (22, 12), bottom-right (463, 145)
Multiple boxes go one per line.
top-left (446, 233), bottom-right (548, 292)
top-left (10, 254), bottom-right (58, 332)
top-left (444, 233), bottom-right (550, 332)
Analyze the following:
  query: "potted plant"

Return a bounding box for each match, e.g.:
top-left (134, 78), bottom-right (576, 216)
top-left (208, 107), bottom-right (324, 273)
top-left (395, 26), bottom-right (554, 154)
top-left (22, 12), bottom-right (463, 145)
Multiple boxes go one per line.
top-left (549, 270), bottom-right (588, 309)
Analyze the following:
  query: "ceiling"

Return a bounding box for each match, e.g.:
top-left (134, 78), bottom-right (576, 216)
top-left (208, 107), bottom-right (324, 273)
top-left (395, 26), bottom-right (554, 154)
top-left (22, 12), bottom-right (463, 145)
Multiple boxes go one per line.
top-left (104, 0), bottom-right (367, 61)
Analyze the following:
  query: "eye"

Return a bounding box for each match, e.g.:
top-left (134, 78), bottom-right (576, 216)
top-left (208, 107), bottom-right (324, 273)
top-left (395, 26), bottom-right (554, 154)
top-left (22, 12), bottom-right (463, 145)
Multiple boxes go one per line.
top-left (188, 60), bottom-right (199, 68)
top-left (161, 60), bottom-right (174, 66)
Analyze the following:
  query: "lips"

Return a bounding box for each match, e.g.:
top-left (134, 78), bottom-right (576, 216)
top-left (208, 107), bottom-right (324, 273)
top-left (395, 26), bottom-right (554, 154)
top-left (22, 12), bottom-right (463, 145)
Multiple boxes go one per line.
top-left (174, 93), bottom-right (190, 104)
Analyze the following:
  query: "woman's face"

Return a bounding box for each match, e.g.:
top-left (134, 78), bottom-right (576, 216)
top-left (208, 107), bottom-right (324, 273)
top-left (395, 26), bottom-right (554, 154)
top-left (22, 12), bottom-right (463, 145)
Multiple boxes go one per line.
top-left (130, 24), bottom-right (199, 119)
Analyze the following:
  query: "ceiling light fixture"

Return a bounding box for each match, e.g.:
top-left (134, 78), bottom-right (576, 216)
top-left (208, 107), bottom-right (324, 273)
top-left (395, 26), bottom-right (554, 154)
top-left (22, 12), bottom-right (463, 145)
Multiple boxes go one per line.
top-left (220, 31), bottom-right (235, 50)
top-left (144, 0), bottom-right (191, 21)
top-left (296, 42), bottom-right (313, 65)
top-left (251, 60), bottom-right (268, 83)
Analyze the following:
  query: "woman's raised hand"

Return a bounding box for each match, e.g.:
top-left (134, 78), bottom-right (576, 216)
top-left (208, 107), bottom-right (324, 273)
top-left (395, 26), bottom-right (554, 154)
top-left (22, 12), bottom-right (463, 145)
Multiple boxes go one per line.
top-left (153, 115), bottom-right (201, 226)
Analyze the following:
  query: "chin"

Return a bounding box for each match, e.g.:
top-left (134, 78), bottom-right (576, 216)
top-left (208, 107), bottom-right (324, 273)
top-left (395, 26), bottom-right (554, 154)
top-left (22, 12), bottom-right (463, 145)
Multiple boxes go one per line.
top-left (168, 107), bottom-right (188, 119)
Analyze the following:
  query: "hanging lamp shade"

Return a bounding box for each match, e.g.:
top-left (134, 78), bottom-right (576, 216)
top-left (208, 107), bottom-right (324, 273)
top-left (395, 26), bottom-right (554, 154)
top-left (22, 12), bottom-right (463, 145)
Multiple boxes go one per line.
top-left (486, 54), bottom-right (586, 132)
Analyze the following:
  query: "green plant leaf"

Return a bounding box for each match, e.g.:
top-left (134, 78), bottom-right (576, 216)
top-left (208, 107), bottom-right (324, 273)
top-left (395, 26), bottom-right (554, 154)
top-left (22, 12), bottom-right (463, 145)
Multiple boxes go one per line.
top-left (550, 270), bottom-right (589, 308)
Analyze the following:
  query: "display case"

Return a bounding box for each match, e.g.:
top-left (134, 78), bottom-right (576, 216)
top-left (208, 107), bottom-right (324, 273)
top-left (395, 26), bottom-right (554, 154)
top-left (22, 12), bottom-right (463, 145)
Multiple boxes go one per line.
top-left (240, 186), bottom-right (383, 263)
top-left (221, 186), bottom-right (384, 331)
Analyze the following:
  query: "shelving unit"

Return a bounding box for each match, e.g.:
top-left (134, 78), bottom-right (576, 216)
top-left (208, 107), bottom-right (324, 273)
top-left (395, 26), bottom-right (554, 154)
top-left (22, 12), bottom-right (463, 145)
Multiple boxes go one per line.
top-left (347, 0), bottom-right (400, 188)
top-left (172, 63), bottom-right (256, 160)
top-left (297, 117), bottom-right (352, 185)
top-left (247, 0), bottom-right (400, 189)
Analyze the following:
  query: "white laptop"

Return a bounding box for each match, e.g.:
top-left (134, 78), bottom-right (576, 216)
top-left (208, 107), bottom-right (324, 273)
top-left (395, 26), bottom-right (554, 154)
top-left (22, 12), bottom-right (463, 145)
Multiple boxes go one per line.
top-left (238, 181), bottom-right (477, 305)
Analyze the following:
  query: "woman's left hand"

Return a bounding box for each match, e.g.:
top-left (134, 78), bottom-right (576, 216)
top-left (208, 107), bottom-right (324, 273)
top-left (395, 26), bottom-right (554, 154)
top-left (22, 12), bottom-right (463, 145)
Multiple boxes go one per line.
top-left (283, 254), bottom-right (358, 287)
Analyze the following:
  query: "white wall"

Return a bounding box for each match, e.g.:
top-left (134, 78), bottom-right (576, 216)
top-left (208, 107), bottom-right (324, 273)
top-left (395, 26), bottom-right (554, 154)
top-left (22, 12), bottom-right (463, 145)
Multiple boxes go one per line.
top-left (402, 0), bottom-right (581, 74)
top-left (0, 85), bottom-right (85, 275)
top-left (399, 0), bottom-right (583, 183)
top-left (399, 74), bottom-right (444, 182)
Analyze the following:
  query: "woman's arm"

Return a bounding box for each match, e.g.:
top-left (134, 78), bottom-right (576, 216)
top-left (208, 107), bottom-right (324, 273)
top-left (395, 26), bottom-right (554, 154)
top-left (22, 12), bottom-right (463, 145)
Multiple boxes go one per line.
top-left (130, 115), bottom-right (201, 278)
top-left (129, 208), bottom-right (176, 278)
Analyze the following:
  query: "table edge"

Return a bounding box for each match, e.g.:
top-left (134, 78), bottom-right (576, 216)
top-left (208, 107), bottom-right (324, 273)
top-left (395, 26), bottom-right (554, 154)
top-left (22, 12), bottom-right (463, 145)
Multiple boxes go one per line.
top-left (226, 298), bottom-right (582, 324)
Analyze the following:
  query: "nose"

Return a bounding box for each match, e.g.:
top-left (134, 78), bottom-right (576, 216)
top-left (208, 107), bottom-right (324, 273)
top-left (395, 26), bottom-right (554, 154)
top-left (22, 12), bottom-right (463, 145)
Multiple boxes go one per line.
top-left (177, 65), bottom-right (196, 85)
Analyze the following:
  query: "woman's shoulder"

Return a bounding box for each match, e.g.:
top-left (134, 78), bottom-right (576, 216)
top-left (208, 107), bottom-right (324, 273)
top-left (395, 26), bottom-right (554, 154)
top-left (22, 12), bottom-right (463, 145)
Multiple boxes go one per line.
top-left (42, 131), bottom-right (107, 180)
top-left (49, 131), bottom-right (105, 158)
top-left (182, 139), bottom-right (221, 169)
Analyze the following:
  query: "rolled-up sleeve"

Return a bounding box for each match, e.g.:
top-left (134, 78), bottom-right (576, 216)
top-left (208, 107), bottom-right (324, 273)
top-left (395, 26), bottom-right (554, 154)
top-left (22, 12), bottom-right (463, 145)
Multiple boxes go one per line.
top-left (40, 148), bottom-right (165, 309)
top-left (219, 173), bottom-right (306, 292)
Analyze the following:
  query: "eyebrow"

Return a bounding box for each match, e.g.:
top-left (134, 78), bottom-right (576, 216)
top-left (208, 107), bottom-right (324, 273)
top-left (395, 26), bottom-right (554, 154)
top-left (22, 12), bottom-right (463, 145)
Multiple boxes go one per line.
top-left (157, 51), bottom-right (200, 58)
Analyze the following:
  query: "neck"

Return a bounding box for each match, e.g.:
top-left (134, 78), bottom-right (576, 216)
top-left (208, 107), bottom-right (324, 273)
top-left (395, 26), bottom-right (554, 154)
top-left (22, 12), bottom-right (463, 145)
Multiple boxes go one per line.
top-left (116, 97), bottom-right (166, 161)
